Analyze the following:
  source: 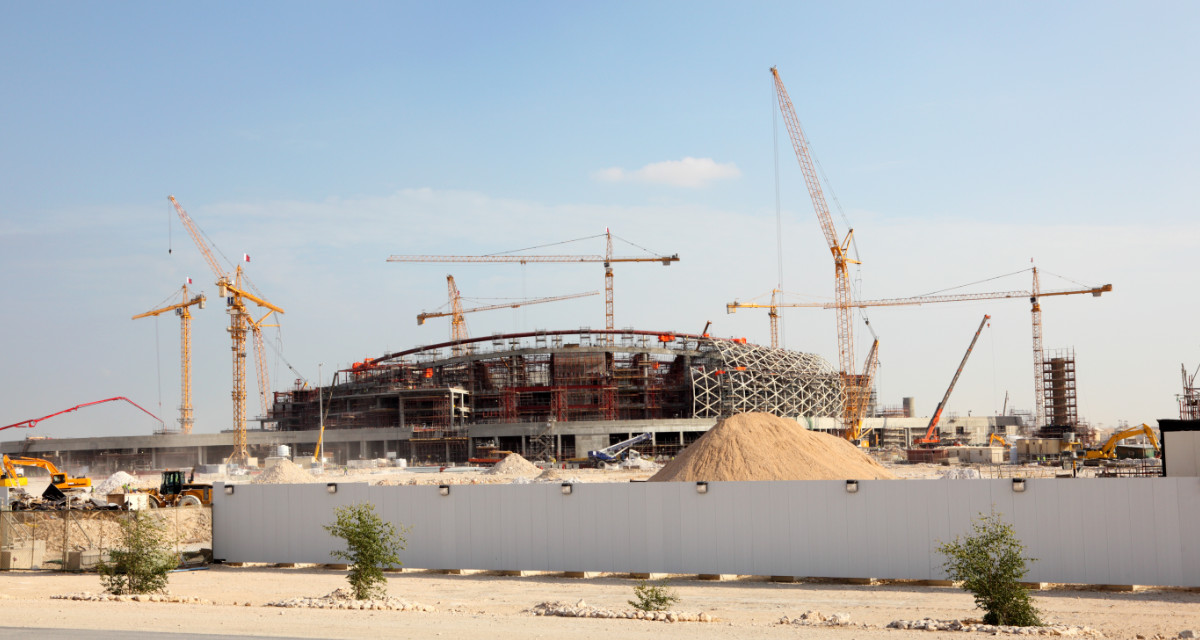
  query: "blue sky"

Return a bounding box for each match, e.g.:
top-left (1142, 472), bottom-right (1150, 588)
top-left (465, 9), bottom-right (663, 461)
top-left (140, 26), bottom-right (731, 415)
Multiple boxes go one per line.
top-left (2, 2), bottom-right (1197, 440)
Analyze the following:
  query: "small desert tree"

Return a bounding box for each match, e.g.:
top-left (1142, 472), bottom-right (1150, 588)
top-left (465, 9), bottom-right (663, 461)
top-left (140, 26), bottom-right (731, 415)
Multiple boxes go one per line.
top-left (937, 510), bottom-right (1042, 626)
top-left (325, 502), bottom-right (406, 600)
top-left (628, 579), bottom-right (680, 612)
top-left (98, 510), bottom-right (178, 595)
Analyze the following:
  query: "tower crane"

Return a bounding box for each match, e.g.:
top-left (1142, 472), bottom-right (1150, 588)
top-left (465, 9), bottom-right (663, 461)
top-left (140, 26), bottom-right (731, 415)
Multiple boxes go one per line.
top-left (771, 66), bottom-right (865, 430)
top-left (728, 270), bottom-right (1111, 428)
top-left (388, 230), bottom-right (678, 336)
top-left (168, 195), bottom-right (284, 465)
top-left (132, 283), bottom-right (207, 434)
top-left (419, 275), bottom-right (599, 356)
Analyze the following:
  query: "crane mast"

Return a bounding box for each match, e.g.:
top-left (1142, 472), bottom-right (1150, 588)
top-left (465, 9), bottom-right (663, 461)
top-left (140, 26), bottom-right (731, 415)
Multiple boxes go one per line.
top-left (448, 276), bottom-right (468, 355)
top-left (132, 284), bottom-right (207, 433)
top-left (169, 195), bottom-right (283, 465)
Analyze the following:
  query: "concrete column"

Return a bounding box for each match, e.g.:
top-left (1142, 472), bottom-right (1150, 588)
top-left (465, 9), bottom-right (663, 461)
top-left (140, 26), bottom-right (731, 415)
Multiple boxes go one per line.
top-left (359, 440), bottom-right (367, 460)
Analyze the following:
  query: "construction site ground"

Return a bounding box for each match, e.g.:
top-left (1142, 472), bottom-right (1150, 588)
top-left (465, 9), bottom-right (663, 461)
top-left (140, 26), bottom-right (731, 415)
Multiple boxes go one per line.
top-left (1, 566), bottom-right (1197, 639)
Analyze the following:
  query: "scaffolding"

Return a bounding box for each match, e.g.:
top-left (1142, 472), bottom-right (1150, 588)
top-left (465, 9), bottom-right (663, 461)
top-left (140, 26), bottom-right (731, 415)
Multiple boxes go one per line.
top-left (268, 329), bottom-right (843, 463)
top-left (1042, 348), bottom-right (1078, 427)
top-left (1181, 363), bottom-right (1200, 420)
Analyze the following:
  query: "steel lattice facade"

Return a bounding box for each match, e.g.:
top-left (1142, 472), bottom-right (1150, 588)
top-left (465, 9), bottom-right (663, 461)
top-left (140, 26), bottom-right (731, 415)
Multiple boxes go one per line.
top-left (689, 339), bottom-right (843, 419)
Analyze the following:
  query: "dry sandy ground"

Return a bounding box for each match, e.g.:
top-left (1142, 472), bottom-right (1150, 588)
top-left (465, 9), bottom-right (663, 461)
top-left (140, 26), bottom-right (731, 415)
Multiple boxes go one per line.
top-left (1, 567), bottom-right (1198, 639)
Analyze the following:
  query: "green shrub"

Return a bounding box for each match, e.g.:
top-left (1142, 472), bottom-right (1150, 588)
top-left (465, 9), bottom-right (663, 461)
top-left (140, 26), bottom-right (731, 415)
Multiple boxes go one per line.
top-left (628, 579), bottom-right (680, 611)
top-left (937, 511), bottom-right (1042, 626)
top-left (325, 502), bottom-right (406, 600)
top-left (97, 511), bottom-right (178, 595)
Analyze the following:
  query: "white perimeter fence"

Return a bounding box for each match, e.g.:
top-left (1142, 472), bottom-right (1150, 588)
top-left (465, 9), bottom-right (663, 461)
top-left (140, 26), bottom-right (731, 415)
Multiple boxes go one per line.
top-left (212, 478), bottom-right (1200, 587)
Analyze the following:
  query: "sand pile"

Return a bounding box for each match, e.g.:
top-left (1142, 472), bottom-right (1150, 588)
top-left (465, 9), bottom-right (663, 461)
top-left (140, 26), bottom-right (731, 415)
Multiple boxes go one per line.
top-left (252, 460), bottom-right (315, 484)
top-left (484, 453), bottom-right (540, 476)
top-left (649, 412), bottom-right (895, 482)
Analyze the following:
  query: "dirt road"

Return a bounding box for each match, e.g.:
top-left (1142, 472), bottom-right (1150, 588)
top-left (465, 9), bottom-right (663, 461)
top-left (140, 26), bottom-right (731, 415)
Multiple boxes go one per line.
top-left (2, 567), bottom-right (1197, 639)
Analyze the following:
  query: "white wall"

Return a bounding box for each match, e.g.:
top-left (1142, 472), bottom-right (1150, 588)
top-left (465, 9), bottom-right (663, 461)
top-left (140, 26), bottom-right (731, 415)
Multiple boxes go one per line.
top-left (212, 478), bottom-right (1200, 586)
top-left (1165, 431), bottom-right (1200, 476)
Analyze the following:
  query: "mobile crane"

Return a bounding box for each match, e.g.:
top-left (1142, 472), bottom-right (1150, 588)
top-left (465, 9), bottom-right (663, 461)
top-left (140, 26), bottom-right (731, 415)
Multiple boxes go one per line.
top-left (915, 315), bottom-right (991, 446)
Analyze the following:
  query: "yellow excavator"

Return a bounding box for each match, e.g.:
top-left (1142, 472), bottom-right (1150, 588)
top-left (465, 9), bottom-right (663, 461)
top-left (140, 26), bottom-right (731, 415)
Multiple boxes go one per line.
top-left (2, 454), bottom-right (91, 492)
top-left (1082, 424), bottom-right (1161, 460)
top-left (989, 433), bottom-right (1010, 448)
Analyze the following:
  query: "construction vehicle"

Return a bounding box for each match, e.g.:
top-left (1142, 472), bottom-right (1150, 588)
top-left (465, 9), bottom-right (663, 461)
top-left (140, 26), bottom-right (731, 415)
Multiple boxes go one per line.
top-left (2, 454), bottom-right (90, 493)
top-left (588, 433), bottom-right (652, 464)
top-left (1082, 424), bottom-right (1161, 461)
top-left (915, 315), bottom-right (991, 446)
top-left (989, 433), bottom-right (1010, 448)
top-left (141, 470), bottom-right (212, 507)
top-left (1, 454), bottom-right (29, 488)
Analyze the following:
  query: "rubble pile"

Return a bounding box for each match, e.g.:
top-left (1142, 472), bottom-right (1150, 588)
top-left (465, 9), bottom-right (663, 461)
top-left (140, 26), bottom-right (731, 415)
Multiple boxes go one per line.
top-left (93, 471), bottom-right (143, 496)
top-left (53, 592), bottom-right (213, 604)
top-left (887, 619), bottom-right (1104, 636)
top-left (266, 588), bottom-right (432, 611)
top-left (529, 600), bottom-right (716, 623)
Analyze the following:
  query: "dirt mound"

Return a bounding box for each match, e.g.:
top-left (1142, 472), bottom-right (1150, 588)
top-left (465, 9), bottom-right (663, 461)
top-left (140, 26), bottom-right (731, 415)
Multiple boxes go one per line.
top-left (484, 453), bottom-right (540, 476)
top-left (252, 459), bottom-right (315, 484)
top-left (649, 412), bottom-right (895, 482)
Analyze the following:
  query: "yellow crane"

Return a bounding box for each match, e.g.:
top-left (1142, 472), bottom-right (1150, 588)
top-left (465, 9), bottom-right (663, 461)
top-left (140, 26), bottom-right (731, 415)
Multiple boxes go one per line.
top-left (419, 275), bottom-right (600, 355)
top-left (771, 67), bottom-right (879, 436)
top-left (168, 195), bottom-right (284, 465)
top-left (389, 229), bottom-right (678, 337)
top-left (132, 283), bottom-right (207, 434)
top-left (729, 270), bottom-right (1110, 428)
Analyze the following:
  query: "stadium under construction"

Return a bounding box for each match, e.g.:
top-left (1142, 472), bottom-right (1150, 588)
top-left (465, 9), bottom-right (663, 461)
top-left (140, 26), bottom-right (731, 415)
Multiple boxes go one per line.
top-left (2, 329), bottom-right (1024, 474)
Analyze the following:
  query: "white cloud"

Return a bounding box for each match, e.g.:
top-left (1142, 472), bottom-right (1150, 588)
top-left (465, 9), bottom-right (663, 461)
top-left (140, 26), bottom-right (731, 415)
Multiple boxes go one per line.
top-left (593, 157), bottom-right (741, 188)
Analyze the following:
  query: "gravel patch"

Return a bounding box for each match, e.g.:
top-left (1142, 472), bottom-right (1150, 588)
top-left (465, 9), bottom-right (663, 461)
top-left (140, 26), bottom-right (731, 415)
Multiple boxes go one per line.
top-left (265, 588), bottom-right (433, 611)
top-left (529, 600), bottom-right (716, 623)
top-left (52, 591), bottom-right (213, 604)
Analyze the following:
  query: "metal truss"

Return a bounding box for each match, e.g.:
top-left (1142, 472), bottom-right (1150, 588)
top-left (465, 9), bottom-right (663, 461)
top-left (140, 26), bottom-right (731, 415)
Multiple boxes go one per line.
top-left (690, 340), bottom-right (843, 419)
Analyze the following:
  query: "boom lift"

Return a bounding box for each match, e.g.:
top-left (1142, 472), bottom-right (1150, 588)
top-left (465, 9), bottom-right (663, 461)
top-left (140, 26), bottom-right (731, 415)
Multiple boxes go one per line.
top-left (588, 433), bottom-right (652, 464)
top-left (916, 314), bottom-right (991, 446)
top-left (133, 284), bottom-right (207, 433)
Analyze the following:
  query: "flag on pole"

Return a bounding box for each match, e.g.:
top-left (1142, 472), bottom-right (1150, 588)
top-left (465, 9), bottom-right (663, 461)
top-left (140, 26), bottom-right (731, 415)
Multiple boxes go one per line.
top-left (243, 254), bottom-right (251, 262)
top-left (186, 277), bottom-right (192, 284)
